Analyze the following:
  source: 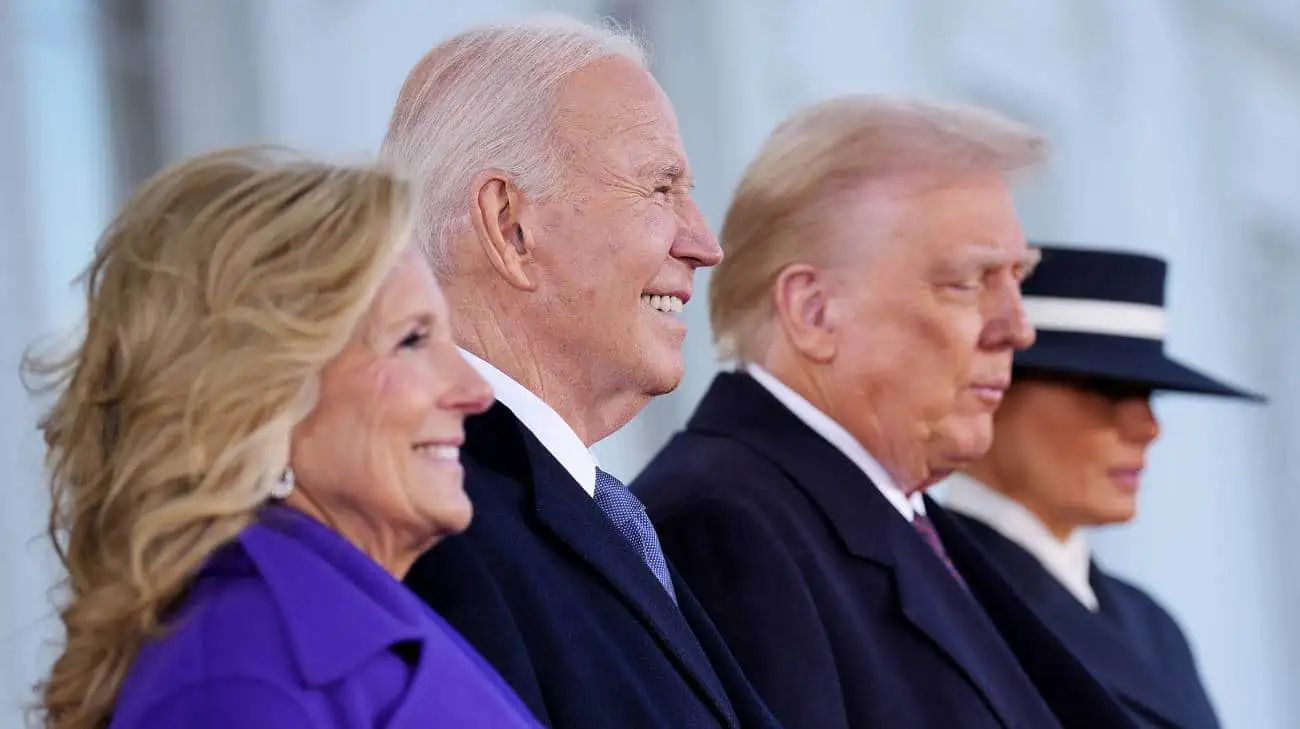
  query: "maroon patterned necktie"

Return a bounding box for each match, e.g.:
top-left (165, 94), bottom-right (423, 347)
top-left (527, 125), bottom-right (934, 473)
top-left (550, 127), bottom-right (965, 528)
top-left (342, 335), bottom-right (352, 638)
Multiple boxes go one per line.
top-left (912, 512), bottom-right (968, 589)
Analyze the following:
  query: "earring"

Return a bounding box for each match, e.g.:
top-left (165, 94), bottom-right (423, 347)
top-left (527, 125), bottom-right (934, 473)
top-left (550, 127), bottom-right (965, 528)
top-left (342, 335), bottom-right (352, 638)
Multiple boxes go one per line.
top-left (269, 467), bottom-right (295, 500)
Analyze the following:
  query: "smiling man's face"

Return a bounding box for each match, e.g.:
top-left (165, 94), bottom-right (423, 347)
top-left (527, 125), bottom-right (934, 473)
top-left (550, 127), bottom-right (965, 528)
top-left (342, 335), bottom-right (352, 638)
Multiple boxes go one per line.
top-left (525, 56), bottom-right (722, 400)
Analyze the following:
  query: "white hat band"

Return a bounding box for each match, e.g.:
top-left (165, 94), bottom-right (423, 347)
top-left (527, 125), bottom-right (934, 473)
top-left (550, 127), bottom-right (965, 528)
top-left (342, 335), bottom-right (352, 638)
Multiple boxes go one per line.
top-left (1022, 296), bottom-right (1167, 340)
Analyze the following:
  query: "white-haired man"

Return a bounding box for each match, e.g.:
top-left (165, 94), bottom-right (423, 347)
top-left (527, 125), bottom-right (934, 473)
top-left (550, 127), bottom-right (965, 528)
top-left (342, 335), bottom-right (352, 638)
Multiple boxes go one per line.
top-left (385, 17), bottom-right (781, 729)
top-left (633, 96), bottom-right (1142, 729)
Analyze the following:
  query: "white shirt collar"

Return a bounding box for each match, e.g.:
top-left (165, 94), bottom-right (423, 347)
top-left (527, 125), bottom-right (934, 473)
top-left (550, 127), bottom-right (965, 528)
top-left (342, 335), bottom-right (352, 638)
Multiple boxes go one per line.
top-left (458, 348), bottom-right (599, 497)
top-left (743, 364), bottom-right (926, 521)
top-left (941, 472), bottom-right (1098, 611)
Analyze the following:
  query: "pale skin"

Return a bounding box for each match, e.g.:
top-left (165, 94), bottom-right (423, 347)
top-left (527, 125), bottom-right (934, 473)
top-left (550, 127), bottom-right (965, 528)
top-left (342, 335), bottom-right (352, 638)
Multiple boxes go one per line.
top-left (286, 246), bottom-right (495, 579)
top-left (444, 56), bottom-right (721, 446)
top-left (759, 173), bottom-right (1039, 493)
top-left (965, 377), bottom-right (1161, 541)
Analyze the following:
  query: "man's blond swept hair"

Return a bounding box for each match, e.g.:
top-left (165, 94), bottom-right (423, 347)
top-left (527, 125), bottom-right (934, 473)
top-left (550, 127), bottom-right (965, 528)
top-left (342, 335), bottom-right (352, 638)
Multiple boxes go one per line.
top-left (709, 94), bottom-right (1046, 362)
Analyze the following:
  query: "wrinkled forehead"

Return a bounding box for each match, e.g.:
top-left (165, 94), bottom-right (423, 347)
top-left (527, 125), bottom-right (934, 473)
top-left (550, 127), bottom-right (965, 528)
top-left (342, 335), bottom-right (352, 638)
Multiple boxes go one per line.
top-left (554, 57), bottom-right (686, 169)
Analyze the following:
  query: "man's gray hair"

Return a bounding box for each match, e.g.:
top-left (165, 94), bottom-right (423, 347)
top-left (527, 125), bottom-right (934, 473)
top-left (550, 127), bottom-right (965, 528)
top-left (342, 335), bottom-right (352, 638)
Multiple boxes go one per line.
top-left (382, 15), bottom-right (648, 277)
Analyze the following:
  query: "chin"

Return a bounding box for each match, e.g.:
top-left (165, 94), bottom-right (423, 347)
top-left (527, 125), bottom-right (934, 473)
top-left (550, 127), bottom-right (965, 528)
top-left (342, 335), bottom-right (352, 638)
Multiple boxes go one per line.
top-left (431, 496), bottom-right (474, 537)
top-left (938, 416), bottom-right (995, 465)
top-left (641, 350), bottom-right (685, 396)
top-left (420, 481), bottom-right (474, 536)
top-left (1099, 500), bottom-right (1138, 527)
top-left (1077, 495), bottom-right (1137, 528)
top-left (650, 371), bottom-right (683, 396)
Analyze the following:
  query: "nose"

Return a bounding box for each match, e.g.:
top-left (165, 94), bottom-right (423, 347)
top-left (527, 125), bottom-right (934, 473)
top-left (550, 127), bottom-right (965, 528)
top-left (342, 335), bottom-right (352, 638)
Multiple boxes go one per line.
top-left (1006, 286), bottom-right (1036, 350)
top-left (440, 348), bottom-right (494, 416)
top-left (980, 278), bottom-right (1037, 350)
top-left (1117, 395), bottom-right (1160, 445)
top-left (670, 198), bottom-right (723, 268)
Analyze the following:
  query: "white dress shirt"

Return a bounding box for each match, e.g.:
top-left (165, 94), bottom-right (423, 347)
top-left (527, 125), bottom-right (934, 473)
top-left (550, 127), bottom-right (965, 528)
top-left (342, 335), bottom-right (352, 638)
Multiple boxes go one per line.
top-left (459, 348), bottom-right (600, 497)
top-left (941, 472), bottom-right (1099, 611)
top-left (743, 364), bottom-right (926, 521)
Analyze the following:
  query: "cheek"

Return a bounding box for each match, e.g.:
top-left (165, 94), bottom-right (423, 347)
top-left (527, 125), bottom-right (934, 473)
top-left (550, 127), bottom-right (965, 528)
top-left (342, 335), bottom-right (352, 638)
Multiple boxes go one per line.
top-left (943, 310), bottom-right (987, 361)
top-left (1030, 405), bottom-right (1114, 475)
top-left (625, 206), bottom-right (677, 276)
top-left (645, 204), bottom-right (678, 243)
top-left (840, 300), bottom-right (973, 400)
top-left (549, 211), bottom-right (660, 309)
top-left (894, 301), bottom-right (977, 353)
top-left (314, 364), bottom-right (427, 465)
top-left (291, 375), bottom-right (377, 490)
top-left (842, 311), bottom-right (929, 392)
top-left (1018, 408), bottom-right (1082, 460)
top-left (903, 309), bottom-right (983, 399)
top-left (374, 361), bottom-right (438, 435)
top-left (576, 207), bottom-right (677, 312)
top-left (536, 210), bottom-right (603, 304)
top-left (1015, 418), bottom-right (1109, 503)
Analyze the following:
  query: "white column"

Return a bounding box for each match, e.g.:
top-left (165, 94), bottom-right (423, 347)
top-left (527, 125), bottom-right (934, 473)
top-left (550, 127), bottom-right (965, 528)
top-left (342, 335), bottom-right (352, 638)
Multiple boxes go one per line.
top-left (0, 0), bottom-right (67, 724)
top-left (1206, 6), bottom-right (1300, 724)
top-left (145, 0), bottom-right (263, 161)
top-left (247, 0), bottom-right (541, 156)
top-left (1090, 2), bottom-right (1289, 727)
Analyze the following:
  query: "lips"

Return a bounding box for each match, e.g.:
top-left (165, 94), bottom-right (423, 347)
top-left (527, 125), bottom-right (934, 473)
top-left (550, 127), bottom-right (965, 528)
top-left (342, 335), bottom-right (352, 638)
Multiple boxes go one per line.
top-left (1107, 467), bottom-right (1143, 490)
top-left (969, 382), bottom-right (1008, 405)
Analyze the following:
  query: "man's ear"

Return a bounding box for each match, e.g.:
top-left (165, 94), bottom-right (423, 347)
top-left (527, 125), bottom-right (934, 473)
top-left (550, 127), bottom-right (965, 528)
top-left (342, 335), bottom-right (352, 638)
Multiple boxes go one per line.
top-left (772, 263), bottom-right (838, 363)
top-left (469, 169), bottom-right (537, 291)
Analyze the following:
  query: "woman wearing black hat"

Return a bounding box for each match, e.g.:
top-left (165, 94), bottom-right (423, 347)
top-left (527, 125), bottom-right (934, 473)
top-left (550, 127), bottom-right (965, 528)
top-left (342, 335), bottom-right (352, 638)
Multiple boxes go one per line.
top-left (942, 245), bottom-right (1264, 729)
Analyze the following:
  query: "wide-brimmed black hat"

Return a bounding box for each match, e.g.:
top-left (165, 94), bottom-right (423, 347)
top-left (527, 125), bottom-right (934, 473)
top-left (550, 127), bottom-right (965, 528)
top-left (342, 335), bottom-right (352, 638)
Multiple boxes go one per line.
top-left (1014, 244), bottom-right (1266, 402)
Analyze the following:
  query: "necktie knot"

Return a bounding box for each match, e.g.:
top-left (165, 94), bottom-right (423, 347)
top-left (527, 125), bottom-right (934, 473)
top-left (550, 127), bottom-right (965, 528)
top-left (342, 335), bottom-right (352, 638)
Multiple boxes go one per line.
top-left (594, 469), bottom-right (649, 526)
top-left (594, 468), bottom-right (678, 605)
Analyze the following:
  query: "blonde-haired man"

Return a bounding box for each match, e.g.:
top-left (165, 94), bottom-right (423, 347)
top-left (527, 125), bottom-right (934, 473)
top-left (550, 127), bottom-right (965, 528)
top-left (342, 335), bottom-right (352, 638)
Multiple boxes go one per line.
top-left (633, 95), bottom-right (1139, 729)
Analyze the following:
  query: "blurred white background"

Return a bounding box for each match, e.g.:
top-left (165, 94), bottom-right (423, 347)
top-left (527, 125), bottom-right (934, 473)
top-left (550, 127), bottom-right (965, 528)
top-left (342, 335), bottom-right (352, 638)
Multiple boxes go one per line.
top-left (2, 1), bottom-right (1297, 727)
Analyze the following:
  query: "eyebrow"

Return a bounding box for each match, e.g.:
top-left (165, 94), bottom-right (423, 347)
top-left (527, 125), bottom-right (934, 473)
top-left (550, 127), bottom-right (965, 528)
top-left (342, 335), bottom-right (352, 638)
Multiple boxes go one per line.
top-left (364, 309), bottom-right (437, 347)
top-left (642, 160), bottom-right (694, 188)
top-left (942, 247), bottom-right (1040, 280)
top-left (406, 311), bottom-right (439, 332)
top-left (972, 247), bottom-right (1040, 269)
top-left (1018, 247), bottom-right (1042, 275)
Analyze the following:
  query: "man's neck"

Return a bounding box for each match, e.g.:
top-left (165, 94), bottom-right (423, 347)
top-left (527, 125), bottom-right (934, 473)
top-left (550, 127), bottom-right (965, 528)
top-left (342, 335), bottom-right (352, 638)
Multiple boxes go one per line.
top-left (761, 353), bottom-right (928, 494)
top-left (455, 319), bottom-right (643, 447)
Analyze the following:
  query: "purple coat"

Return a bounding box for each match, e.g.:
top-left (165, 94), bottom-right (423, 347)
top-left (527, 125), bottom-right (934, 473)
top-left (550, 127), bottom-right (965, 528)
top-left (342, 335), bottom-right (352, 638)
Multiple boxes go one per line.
top-left (108, 505), bottom-right (542, 728)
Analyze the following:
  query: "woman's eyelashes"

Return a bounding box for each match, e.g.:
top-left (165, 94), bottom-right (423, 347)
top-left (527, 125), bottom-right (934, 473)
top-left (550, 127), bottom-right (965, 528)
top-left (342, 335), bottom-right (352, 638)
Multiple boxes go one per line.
top-left (398, 327), bottom-right (429, 351)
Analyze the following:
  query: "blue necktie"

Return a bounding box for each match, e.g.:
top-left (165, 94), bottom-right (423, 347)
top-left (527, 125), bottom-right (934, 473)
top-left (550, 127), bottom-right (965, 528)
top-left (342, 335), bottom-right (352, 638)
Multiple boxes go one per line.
top-left (593, 468), bottom-right (678, 605)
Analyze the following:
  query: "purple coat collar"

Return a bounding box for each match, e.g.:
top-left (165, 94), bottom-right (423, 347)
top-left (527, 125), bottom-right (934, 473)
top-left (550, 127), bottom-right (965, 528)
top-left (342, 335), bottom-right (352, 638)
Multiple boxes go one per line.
top-left (209, 505), bottom-right (427, 686)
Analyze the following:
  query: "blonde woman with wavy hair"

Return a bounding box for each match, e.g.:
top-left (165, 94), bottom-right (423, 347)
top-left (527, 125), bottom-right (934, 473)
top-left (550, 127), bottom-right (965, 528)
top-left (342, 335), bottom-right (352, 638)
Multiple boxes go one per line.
top-left (26, 148), bottom-right (542, 729)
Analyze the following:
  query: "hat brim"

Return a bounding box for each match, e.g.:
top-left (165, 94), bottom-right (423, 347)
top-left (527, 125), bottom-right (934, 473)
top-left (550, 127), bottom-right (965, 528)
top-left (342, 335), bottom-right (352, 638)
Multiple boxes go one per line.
top-left (1014, 336), bottom-right (1267, 403)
